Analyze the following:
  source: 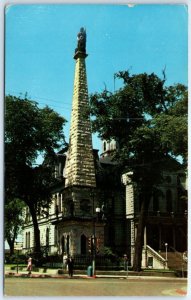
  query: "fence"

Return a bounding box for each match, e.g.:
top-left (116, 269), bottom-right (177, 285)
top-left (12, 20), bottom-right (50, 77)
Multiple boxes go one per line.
top-left (43, 254), bottom-right (123, 270)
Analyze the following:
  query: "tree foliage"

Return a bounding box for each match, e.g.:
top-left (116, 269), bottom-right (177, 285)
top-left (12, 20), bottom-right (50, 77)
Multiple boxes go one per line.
top-left (153, 87), bottom-right (187, 162)
top-left (89, 71), bottom-right (187, 271)
top-left (5, 95), bottom-right (67, 258)
top-left (90, 71), bottom-right (187, 162)
top-left (4, 198), bottom-right (25, 256)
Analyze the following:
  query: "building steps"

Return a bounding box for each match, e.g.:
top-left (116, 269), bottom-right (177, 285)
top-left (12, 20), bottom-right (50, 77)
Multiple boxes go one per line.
top-left (159, 251), bottom-right (187, 271)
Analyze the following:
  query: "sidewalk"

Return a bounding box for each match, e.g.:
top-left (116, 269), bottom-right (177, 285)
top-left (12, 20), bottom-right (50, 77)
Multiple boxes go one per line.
top-left (4, 268), bottom-right (186, 280)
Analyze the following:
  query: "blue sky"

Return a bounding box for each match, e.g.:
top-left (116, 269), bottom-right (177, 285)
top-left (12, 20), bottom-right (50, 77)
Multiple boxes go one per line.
top-left (5, 4), bottom-right (188, 155)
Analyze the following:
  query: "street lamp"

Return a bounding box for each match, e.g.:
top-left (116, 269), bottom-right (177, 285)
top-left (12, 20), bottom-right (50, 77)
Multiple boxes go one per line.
top-left (92, 207), bottom-right (101, 277)
top-left (95, 207), bottom-right (101, 215)
top-left (165, 243), bottom-right (168, 269)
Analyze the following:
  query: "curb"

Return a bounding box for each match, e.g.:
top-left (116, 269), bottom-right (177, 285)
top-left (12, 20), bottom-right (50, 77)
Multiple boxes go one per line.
top-left (4, 272), bottom-right (187, 281)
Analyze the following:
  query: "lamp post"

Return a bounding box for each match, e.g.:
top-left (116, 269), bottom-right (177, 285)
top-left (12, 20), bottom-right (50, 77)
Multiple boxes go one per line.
top-left (165, 243), bottom-right (168, 269)
top-left (92, 206), bottom-right (100, 277)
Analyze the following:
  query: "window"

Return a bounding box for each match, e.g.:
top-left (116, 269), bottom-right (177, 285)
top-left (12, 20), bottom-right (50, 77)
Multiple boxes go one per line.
top-left (25, 232), bottom-right (30, 249)
top-left (25, 232), bottom-right (27, 248)
top-left (25, 207), bottom-right (30, 223)
top-left (54, 194), bottom-right (59, 217)
top-left (58, 193), bottom-right (62, 213)
top-left (46, 228), bottom-right (49, 247)
top-left (61, 236), bottom-right (65, 254)
top-left (54, 226), bottom-right (58, 245)
top-left (53, 195), bottom-right (57, 214)
top-left (66, 235), bottom-right (70, 254)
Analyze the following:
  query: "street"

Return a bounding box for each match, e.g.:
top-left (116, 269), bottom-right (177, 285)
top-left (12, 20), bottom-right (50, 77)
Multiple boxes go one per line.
top-left (4, 277), bottom-right (187, 296)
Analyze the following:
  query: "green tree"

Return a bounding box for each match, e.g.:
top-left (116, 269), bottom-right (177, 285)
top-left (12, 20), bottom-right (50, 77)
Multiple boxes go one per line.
top-left (90, 71), bottom-right (187, 271)
top-left (153, 86), bottom-right (188, 163)
top-left (5, 95), bottom-right (67, 259)
top-left (4, 198), bottom-right (25, 256)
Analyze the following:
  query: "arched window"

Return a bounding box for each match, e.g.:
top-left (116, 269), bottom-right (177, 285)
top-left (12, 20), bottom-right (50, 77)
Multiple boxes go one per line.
top-left (166, 189), bottom-right (172, 212)
top-left (81, 234), bottom-right (87, 255)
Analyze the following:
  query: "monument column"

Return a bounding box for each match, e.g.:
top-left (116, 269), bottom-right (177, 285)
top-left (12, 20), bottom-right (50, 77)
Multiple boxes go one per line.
top-left (65, 27), bottom-right (96, 188)
top-left (59, 28), bottom-right (104, 257)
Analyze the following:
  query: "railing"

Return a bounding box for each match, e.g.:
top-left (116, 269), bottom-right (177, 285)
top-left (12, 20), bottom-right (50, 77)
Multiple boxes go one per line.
top-left (42, 254), bottom-right (122, 270)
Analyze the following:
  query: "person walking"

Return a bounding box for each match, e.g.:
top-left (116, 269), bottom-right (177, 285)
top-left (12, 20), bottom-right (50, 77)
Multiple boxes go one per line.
top-left (63, 252), bottom-right (68, 272)
top-left (123, 254), bottom-right (128, 278)
top-left (67, 256), bottom-right (74, 277)
top-left (27, 257), bottom-right (32, 275)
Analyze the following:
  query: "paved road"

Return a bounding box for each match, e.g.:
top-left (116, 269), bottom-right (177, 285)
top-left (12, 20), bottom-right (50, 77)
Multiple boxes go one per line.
top-left (4, 277), bottom-right (187, 296)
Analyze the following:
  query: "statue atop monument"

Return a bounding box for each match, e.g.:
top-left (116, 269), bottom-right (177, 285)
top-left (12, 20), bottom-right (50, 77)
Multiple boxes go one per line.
top-left (75, 27), bottom-right (86, 54)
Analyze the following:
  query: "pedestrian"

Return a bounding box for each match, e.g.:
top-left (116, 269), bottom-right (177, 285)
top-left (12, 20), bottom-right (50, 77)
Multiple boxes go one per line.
top-left (67, 256), bottom-right (74, 277)
top-left (123, 254), bottom-right (128, 271)
top-left (27, 257), bottom-right (32, 275)
top-left (63, 252), bottom-right (68, 272)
